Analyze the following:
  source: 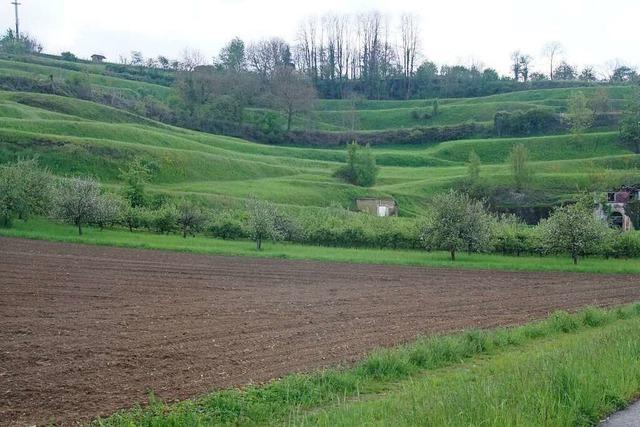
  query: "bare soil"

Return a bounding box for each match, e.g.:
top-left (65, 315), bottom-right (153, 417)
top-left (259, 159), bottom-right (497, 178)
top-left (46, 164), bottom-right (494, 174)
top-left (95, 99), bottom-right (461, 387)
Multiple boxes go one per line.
top-left (1, 237), bottom-right (639, 426)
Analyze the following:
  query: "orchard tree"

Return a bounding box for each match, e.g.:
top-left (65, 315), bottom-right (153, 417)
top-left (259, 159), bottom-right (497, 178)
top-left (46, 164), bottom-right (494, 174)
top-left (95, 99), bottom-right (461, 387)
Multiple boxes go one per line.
top-left (177, 201), bottom-right (207, 238)
top-left (53, 177), bottom-right (103, 235)
top-left (0, 159), bottom-right (51, 227)
top-left (246, 197), bottom-right (283, 250)
top-left (538, 198), bottom-right (610, 264)
top-left (420, 191), bottom-right (493, 261)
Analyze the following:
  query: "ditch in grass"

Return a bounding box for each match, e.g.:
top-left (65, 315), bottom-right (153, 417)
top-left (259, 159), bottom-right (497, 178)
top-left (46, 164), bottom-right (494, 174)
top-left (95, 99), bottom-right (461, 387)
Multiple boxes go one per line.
top-left (3, 217), bottom-right (640, 275)
top-left (95, 304), bottom-right (640, 426)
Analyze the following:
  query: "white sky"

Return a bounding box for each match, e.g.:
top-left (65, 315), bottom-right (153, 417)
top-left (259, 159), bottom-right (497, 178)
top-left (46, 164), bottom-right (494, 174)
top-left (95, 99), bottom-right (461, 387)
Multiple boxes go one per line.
top-left (2, 0), bottom-right (638, 76)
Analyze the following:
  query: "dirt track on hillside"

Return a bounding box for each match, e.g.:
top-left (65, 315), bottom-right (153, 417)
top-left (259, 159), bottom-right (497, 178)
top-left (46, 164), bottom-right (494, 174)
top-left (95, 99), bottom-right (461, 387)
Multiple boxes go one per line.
top-left (1, 237), bottom-right (639, 425)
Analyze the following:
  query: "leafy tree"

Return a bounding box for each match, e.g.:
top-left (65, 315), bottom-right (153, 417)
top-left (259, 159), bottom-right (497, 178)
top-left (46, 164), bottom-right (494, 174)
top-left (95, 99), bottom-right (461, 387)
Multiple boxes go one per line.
top-left (553, 61), bottom-right (577, 80)
top-left (177, 201), bottom-right (207, 238)
top-left (52, 177), bottom-right (104, 235)
top-left (218, 37), bottom-right (246, 72)
top-left (538, 198), bottom-right (610, 264)
top-left (508, 144), bottom-right (532, 190)
top-left (120, 158), bottom-right (151, 207)
top-left (492, 214), bottom-right (528, 256)
top-left (619, 92), bottom-right (640, 153)
top-left (335, 142), bottom-right (378, 187)
top-left (611, 66), bottom-right (638, 83)
top-left (0, 29), bottom-right (42, 54)
top-left (579, 67), bottom-right (597, 82)
top-left (420, 190), bottom-right (492, 261)
top-left (0, 159), bottom-right (51, 227)
top-left (567, 92), bottom-right (593, 137)
top-left (60, 51), bottom-right (77, 62)
top-left (246, 197), bottom-right (283, 250)
top-left (432, 98), bottom-right (439, 116)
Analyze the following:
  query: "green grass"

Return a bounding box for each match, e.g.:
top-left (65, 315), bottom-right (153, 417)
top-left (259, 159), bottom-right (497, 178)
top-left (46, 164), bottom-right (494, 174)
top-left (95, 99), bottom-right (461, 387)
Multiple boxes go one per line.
top-left (1, 56), bottom-right (639, 218)
top-left (3, 218), bottom-right (640, 274)
top-left (95, 304), bottom-right (640, 426)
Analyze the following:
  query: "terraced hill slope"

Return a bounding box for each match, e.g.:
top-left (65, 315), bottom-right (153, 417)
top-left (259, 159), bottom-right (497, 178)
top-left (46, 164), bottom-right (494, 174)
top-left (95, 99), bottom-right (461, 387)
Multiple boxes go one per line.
top-left (0, 54), bottom-right (638, 217)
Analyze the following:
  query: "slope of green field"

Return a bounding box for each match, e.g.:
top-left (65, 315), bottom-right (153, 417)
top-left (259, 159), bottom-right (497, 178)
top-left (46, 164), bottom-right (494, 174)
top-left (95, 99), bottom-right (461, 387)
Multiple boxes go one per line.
top-left (0, 54), bottom-right (638, 216)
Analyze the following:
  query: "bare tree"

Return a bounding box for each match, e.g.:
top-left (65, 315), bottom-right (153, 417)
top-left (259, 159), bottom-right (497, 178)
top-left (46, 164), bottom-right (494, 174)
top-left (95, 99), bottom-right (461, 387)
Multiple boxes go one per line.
top-left (270, 66), bottom-right (317, 131)
top-left (542, 41), bottom-right (563, 80)
top-left (180, 48), bottom-right (205, 71)
top-left (399, 13), bottom-right (421, 98)
top-left (247, 38), bottom-right (292, 81)
top-left (511, 50), bottom-right (521, 80)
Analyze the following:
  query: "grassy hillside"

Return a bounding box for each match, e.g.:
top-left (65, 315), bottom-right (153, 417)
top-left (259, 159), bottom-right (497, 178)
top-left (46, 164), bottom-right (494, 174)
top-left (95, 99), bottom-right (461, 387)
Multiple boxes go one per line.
top-left (0, 54), bottom-right (638, 217)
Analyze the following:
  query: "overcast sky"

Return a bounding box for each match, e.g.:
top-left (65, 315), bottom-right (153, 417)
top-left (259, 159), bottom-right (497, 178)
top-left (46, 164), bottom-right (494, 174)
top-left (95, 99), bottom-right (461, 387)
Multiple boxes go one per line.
top-left (2, 0), bottom-right (638, 76)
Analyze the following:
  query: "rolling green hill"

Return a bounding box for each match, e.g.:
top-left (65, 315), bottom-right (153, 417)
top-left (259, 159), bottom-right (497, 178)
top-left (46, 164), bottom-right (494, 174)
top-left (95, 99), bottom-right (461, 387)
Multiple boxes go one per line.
top-left (0, 54), bottom-right (638, 219)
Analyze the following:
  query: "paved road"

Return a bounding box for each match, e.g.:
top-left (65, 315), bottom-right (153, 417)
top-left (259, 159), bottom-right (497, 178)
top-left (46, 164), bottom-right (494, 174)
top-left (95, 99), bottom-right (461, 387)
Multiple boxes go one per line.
top-left (600, 401), bottom-right (640, 426)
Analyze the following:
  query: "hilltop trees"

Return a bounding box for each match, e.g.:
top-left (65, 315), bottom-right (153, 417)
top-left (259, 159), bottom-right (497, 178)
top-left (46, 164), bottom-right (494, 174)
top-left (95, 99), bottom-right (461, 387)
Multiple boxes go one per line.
top-left (420, 191), bottom-right (492, 261)
top-left (542, 41), bottom-right (563, 80)
top-left (0, 29), bottom-right (42, 54)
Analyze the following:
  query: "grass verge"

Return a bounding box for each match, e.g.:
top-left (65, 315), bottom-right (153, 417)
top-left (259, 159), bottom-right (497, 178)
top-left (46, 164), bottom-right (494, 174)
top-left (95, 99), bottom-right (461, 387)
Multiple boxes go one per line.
top-left (95, 304), bottom-right (640, 426)
top-left (2, 217), bottom-right (640, 274)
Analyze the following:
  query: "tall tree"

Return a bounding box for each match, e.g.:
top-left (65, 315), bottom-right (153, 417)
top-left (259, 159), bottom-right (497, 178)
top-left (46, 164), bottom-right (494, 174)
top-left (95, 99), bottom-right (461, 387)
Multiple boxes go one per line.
top-left (509, 144), bottom-right (532, 190)
top-left (542, 41), bottom-right (563, 80)
top-left (270, 66), bottom-right (317, 131)
top-left (218, 37), bottom-right (246, 72)
top-left (399, 13), bottom-right (421, 99)
top-left (619, 91), bottom-right (640, 153)
top-left (247, 38), bottom-right (292, 81)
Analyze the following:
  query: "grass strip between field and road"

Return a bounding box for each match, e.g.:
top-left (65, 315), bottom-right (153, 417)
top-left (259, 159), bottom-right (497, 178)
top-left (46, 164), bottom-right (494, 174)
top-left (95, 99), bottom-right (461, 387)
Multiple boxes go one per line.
top-left (2, 217), bottom-right (640, 274)
top-left (94, 304), bottom-right (640, 426)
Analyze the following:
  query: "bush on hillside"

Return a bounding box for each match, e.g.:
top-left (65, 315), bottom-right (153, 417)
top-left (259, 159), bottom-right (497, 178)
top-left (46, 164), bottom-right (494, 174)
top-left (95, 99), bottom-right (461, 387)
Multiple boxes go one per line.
top-left (334, 142), bottom-right (378, 187)
top-left (494, 109), bottom-right (565, 137)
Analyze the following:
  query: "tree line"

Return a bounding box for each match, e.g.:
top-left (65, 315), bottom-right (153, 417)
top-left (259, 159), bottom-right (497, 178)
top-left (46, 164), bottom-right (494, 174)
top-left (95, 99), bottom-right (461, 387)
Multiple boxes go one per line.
top-left (2, 158), bottom-right (639, 264)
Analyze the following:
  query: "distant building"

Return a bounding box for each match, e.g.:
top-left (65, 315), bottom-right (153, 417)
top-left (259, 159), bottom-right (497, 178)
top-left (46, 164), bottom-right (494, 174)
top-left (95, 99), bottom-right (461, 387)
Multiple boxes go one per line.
top-left (91, 54), bottom-right (106, 63)
top-left (596, 185), bottom-right (640, 231)
top-left (355, 198), bottom-right (398, 217)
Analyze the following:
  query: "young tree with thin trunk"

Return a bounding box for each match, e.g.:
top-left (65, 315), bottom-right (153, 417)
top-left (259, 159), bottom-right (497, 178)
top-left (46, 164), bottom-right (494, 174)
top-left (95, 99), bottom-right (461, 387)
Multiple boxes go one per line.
top-left (467, 150), bottom-right (481, 185)
top-left (246, 197), bottom-right (283, 250)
